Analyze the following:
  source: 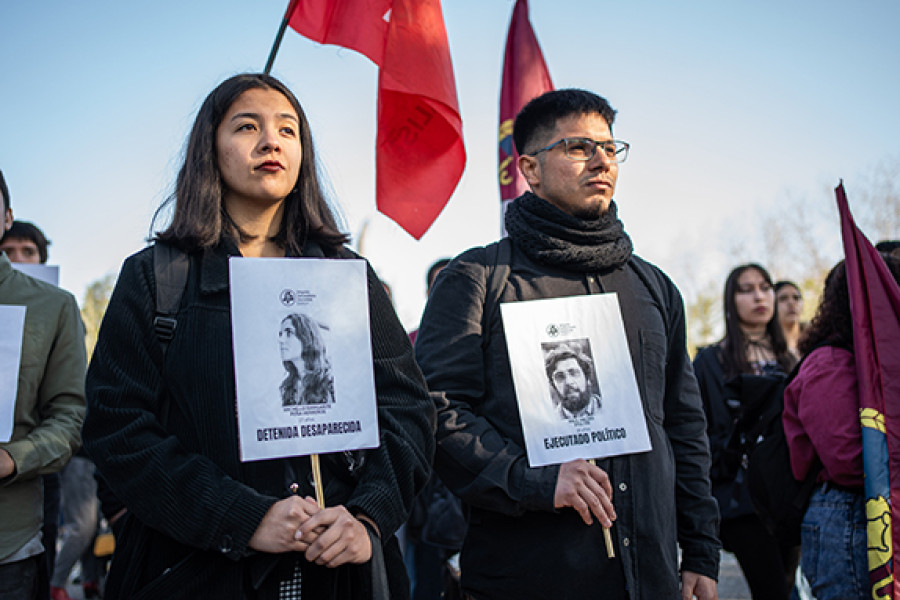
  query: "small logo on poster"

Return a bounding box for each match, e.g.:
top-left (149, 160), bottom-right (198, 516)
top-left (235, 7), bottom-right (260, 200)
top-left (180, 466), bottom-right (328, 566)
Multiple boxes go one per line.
top-left (546, 323), bottom-right (576, 338)
top-left (279, 289), bottom-right (318, 307)
top-left (280, 289), bottom-right (296, 306)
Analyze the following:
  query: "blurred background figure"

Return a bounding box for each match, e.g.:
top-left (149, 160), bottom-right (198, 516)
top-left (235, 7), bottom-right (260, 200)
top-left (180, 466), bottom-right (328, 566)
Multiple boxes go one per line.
top-left (0, 169), bottom-right (86, 600)
top-left (783, 254), bottom-right (900, 600)
top-left (1, 221), bottom-right (104, 600)
top-left (407, 258), bottom-right (450, 346)
top-left (404, 257), bottom-right (463, 600)
top-left (875, 239), bottom-right (900, 260)
top-left (693, 263), bottom-right (798, 600)
top-left (0, 217), bottom-right (69, 600)
top-left (49, 450), bottom-right (102, 600)
top-left (774, 280), bottom-right (805, 361)
top-left (0, 220), bottom-right (50, 264)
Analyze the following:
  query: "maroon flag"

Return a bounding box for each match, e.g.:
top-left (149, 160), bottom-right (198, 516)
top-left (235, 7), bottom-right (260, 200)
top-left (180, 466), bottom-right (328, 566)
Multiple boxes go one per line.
top-left (288, 0), bottom-right (465, 239)
top-left (838, 181), bottom-right (900, 597)
top-left (498, 0), bottom-right (553, 216)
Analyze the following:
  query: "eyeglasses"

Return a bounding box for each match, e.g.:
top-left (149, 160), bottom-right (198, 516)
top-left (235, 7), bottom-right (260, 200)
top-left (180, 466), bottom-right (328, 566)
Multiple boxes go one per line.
top-left (529, 137), bottom-right (630, 163)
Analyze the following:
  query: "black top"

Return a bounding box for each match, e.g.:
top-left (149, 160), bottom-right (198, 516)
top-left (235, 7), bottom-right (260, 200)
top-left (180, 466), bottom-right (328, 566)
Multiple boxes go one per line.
top-left (83, 238), bottom-right (434, 599)
top-left (415, 238), bottom-right (721, 600)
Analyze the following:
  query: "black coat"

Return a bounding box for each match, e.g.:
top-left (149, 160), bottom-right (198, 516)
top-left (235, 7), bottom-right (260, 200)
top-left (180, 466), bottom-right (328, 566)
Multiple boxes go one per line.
top-left (415, 241), bottom-right (720, 600)
top-left (693, 345), bottom-right (787, 520)
top-left (83, 239), bottom-right (434, 599)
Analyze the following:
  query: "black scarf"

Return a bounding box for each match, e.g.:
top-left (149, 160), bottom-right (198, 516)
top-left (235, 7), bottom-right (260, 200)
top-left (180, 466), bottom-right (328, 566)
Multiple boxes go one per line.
top-left (505, 192), bottom-right (633, 272)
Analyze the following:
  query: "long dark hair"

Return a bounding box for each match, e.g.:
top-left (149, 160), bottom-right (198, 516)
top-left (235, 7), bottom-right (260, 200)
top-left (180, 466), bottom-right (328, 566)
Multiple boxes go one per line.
top-left (800, 255), bottom-right (900, 355)
top-left (154, 73), bottom-right (348, 254)
top-left (279, 313), bottom-right (334, 405)
top-left (721, 263), bottom-right (793, 378)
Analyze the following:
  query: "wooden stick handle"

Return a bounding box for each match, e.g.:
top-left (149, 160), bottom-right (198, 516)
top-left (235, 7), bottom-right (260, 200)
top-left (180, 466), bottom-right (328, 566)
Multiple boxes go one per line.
top-left (311, 454), bottom-right (325, 508)
top-left (588, 459), bottom-right (615, 558)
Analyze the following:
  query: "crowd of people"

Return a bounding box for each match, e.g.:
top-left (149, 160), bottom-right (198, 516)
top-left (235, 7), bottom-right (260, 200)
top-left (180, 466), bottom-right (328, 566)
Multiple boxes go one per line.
top-left (1, 73), bottom-right (898, 600)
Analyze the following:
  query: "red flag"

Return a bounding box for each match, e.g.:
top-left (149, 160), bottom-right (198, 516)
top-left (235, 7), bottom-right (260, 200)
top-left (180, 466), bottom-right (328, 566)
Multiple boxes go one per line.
top-left (498, 0), bottom-right (553, 212)
top-left (288, 0), bottom-right (465, 239)
top-left (287, 0), bottom-right (389, 64)
top-left (838, 181), bottom-right (900, 597)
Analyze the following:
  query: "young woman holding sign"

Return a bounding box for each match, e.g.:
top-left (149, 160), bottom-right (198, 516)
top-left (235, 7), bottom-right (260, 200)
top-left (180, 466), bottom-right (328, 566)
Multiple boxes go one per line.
top-left (82, 73), bottom-right (434, 600)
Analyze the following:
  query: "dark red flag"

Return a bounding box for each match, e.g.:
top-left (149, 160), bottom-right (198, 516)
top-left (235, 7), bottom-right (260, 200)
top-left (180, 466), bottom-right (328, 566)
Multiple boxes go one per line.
top-left (838, 181), bottom-right (900, 598)
top-left (498, 0), bottom-right (553, 212)
top-left (287, 0), bottom-right (465, 239)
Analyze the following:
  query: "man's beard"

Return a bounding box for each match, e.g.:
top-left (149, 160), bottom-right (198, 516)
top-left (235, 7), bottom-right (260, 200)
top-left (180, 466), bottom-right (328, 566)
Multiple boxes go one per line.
top-left (572, 206), bottom-right (602, 220)
top-left (571, 201), bottom-right (609, 220)
top-left (560, 388), bottom-right (591, 413)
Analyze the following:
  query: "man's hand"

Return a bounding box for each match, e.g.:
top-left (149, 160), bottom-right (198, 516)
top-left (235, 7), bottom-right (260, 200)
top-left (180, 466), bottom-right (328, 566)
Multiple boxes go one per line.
top-left (682, 571), bottom-right (717, 600)
top-left (553, 459), bottom-right (615, 526)
top-left (0, 449), bottom-right (15, 479)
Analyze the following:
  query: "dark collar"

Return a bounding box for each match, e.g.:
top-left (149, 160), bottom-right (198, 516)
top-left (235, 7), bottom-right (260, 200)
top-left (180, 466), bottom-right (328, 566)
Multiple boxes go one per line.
top-left (197, 237), bottom-right (328, 294)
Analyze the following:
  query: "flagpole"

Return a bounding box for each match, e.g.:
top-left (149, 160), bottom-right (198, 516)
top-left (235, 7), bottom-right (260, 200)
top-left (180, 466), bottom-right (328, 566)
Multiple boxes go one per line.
top-left (263, 17), bottom-right (290, 75)
top-left (264, 0), bottom-right (298, 75)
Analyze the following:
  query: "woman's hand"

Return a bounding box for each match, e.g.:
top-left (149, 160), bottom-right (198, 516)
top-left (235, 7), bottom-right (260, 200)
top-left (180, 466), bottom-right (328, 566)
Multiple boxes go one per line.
top-left (295, 499), bottom-right (373, 567)
top-left (248, 495), bottom-right (320, 553)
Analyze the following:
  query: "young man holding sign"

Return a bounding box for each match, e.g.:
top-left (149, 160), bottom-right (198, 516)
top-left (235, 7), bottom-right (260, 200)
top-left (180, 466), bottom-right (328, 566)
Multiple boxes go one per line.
top-left (415, 90), bottom-right (720, 600)
top-left (0, 169), bottom-right (87, 600)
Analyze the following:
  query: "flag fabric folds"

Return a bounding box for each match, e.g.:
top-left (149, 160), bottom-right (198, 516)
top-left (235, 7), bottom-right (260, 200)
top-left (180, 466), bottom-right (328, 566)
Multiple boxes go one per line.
top-left (838, 181), bottom-right (900, 599)
top-left (288, 0), bottom-right (465, 239)
top-left (498, 0), bottom-right (553, 214)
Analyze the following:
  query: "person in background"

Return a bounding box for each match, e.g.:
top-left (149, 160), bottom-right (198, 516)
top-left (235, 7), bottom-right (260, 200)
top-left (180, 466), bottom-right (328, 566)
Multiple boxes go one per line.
top-left (0, 217), bottom-right (69, 598)
top-left (875, 239), bottom-right (900, 260)
top-left (1, 219), bottom-right (102, 600)
top-left (782, 255), bottom-right (900, 599)
top-left (774, 280), bottom-right (805, 361)
top-left (0, 168), bottom-right (87, 600)
top-left (407, 259), bottom-right (450, 347)
top-left (81, 73), bottom-right (433, 599)
top-left (693, 263), bottom-right (798, 600)
top-left (404, 256), bottom-right (461, 600)
top-left (0, 221), bottom-right (50, 264)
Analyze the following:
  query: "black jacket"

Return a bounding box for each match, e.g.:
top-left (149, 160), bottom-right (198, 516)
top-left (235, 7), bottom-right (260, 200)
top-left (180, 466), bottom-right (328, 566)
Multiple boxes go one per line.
top-left (415, 241), bottom-right (720, 600)
top-left (693, 344), bottom-right (787, 520)
top-left (83, 239), bottom-right (434, 599)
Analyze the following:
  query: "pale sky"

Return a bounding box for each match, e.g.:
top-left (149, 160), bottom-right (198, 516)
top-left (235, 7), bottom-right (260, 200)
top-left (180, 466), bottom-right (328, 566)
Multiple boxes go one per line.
top-left (1, 0), bottom-right (898, 328)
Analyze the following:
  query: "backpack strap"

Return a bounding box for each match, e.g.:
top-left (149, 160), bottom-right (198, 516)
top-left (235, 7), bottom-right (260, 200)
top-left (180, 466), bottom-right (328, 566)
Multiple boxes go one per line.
top-left (481, 237), bottom-right (512, 349)
top-left (152, 242), bottom-right (190, 356)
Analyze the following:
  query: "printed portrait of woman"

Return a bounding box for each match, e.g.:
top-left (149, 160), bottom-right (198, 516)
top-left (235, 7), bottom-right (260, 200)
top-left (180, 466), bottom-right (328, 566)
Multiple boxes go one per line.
top-left (279, 312), bottom-right (335, 406)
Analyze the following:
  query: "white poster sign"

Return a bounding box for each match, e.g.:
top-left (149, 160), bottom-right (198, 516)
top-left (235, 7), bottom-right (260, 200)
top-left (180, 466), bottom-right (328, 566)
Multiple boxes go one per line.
top-left (501, 293), bottom-right (651, 467)
top-left (0, 305), bottom-right (27, 443)
top-left (229, 258), bottom-right (378, 462)
top-left (12, 263), bottom-right (59, 286)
